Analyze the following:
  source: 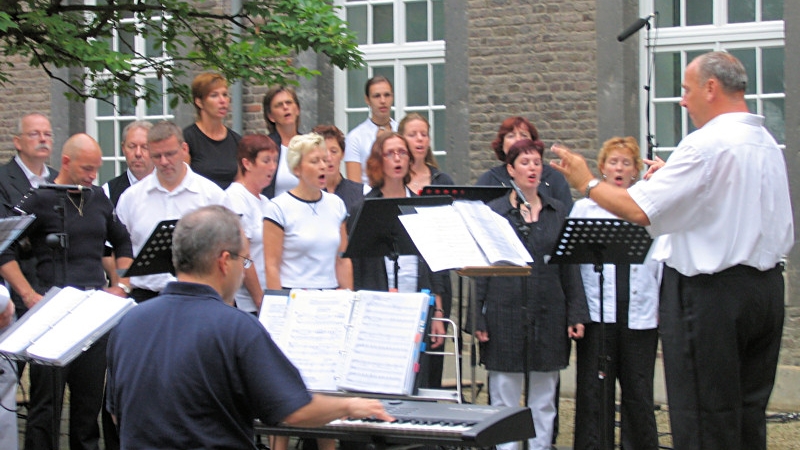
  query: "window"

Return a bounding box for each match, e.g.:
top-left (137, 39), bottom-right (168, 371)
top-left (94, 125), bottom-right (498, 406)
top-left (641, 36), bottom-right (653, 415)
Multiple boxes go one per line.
top-left (643, 0), bottom-right (784, 160)
top-left (84, 0), bottom-right (175, 185)
top-left (334, 0), bottom-right (448, 169)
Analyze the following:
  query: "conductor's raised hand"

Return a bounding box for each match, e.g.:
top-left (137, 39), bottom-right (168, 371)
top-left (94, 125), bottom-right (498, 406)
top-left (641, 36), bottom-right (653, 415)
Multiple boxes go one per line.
top-left (549, 143), bottom-right (595, 192)
top-left (642, 156), bottom-right (665, 180)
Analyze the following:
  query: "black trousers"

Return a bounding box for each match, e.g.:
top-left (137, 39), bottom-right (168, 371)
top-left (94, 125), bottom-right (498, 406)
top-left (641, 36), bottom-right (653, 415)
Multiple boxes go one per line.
top-left (574, 322), bottom-right (659, 450)
top-left (24, 333), bottom-right (108, 450)
top-left (660, 264), bottom-right (784, 450)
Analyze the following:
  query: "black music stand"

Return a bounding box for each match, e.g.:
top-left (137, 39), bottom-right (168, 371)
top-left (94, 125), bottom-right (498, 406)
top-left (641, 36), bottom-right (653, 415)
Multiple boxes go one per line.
top-left (421, 185), bottom-right (511, 398)
top-left (123, 219), bottom-right (178, 277)
top-left (421, 185), bottom-right (510, 203)
top-left (549, 218), bottom-right (653, 450)
top-left (0, 215), bottom-right (36, 254)
top-left (345, 196), bottom-right (451, 290)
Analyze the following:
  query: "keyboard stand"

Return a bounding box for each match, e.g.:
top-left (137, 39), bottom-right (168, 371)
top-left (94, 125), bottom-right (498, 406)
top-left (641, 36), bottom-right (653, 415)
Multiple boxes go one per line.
top-left (415, 317), bottom-right (461, 403)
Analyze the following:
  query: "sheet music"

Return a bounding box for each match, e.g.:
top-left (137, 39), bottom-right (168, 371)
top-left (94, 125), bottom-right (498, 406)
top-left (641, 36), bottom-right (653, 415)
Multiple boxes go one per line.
top-left (26, 290), bottom-right (135, 364)
top-left (453, 201), bottom-right (532, 266)
top-left (0, 287), bottom-right (86, 354)
top-left (258, 292), bottom-right (292, 337)
top-left (0, 287), bottom-right (136, 366)
top-left (271, 290), bottom-right (354, 391)
top-left (399, 206), bottom-right (489, 271)
top-left (400, 201), bottom-right (533, 271)
top-left (337, 290), bottom-right (429, 395)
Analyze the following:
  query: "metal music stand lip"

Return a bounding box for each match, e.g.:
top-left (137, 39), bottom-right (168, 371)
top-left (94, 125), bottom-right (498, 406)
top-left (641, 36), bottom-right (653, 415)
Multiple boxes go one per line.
top-left (548, 217), bottom-right (654, 450)
top-left (344, 195), bottom-right (453, 261)
top-left (123, 219), bottom-right (178, 278)
top-left (0, 215), bottom-right (36, 254)
top-left (420, 185), bottom-right (511, 204)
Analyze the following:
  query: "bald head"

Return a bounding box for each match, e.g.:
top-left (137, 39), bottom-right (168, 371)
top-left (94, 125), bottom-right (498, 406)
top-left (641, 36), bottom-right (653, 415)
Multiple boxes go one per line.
top-left (56, 133), bottom-right (103, 187)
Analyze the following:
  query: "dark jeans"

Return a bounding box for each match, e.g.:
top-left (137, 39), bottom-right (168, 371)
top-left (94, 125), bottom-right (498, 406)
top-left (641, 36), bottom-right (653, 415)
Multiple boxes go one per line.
top-left (659, 264), bottom-right (784, 450)
top-left (24, 334), bottom-right (108, 450)
top-left (574, 322), bottom-right (659, 450)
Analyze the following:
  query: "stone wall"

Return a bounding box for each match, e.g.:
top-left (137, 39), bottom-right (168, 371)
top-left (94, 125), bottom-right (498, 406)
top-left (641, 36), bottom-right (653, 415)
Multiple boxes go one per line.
top-left (0, 55), bottom-right (53, 162)
top-left (466, 0), bottom-right (599, 180)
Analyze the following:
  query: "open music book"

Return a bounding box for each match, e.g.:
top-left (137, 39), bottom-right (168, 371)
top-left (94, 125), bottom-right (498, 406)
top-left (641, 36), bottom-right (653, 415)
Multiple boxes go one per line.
top-left (398, 200), bottom-right (533, 272)
top-left (259, 289), bottom-right (431, 396)
top-left (0, 286), bottom-right (136, 366)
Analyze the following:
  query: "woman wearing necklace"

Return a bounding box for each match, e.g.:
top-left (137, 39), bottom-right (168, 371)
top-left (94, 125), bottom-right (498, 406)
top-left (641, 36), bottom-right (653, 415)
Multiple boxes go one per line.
top-left (474, 139), bottom-right (588, 450)
top-left (348, 132), bottom-right (446, 381)
top-left (184, 72), bottom-right (241, 189)
top-left (223, 134), bottom-right (279, 315)
top-left (313, 124), bottom-right (366, 211)
top-left (263, 132), bottom-right (352, 292)
top-left (263, 133), bottom-right (351, 450)
top-left (399, 113), bottom-right (454, 195)
top-left (262, 85), bottom-right (302, 198)
top-left (344, 75), bottom-right (398, 184)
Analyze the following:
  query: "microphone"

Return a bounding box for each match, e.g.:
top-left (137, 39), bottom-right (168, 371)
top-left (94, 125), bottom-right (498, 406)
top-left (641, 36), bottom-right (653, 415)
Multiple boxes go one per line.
top-left (617, 14), bottom-right (655, 42)
top-left (509, 180), bottom-right (531, 209)
top-left (37, 183), bottom-right (85, 192)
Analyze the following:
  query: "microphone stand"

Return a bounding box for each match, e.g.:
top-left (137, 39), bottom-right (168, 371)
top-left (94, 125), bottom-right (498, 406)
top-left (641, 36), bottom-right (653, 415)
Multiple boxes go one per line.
top-left (644, 14), bottom-right (656, 160)
top-left (509, 191), bottom-right (531, 450)
top-left (44, 189), bottom-right (71, 450)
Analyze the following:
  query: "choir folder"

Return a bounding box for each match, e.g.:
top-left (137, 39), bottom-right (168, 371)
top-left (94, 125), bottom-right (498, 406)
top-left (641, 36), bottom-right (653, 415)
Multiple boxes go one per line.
top-left (259, 289), bottom-right (431, 396)
top-left (0, 286), bottom-right (136, 366)
top-left (397, 200), bottom-right (534, 272)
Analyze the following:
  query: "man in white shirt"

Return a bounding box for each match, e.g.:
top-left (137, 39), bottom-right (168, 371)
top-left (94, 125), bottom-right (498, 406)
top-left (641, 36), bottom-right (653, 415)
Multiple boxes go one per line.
top-left (551, 51), bottom-right (793, 450)
top-left (116, 121), bottom-right (225, 302)
top-left (344, 75), bottom-right (398, 184)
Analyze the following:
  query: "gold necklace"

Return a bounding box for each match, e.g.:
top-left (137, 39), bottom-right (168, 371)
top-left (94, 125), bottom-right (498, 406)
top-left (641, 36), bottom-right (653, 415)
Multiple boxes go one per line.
top-left (67, 192), bottom-right (84, 216)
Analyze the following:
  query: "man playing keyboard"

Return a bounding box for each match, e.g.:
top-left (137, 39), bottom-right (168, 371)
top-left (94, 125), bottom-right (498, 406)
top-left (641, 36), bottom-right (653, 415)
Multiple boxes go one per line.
top-left (105, 205), bottom-right (392, 449)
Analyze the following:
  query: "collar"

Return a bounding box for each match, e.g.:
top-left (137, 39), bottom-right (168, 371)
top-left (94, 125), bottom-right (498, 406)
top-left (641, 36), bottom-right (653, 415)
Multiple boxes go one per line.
top-left (146, 163), bottom-right (201, 194)
top-left (15, 155), bottom-right (50, 187)
top-left (160, 281), bottom-right (224, 302)
top-left (127, 168), bottom-right (153, 185)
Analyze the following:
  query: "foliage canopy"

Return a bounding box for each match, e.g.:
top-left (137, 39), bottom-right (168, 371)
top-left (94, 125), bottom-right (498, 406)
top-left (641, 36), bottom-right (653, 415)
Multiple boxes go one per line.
top-left (0, 0), bottom-right (363, 106)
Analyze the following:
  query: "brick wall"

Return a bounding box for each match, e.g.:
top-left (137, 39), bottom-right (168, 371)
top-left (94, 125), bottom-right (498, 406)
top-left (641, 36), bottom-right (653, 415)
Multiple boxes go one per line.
top-left (467, 0), bottom-right (599, 181)
top-left (0, 55), bottom-right (53, 162)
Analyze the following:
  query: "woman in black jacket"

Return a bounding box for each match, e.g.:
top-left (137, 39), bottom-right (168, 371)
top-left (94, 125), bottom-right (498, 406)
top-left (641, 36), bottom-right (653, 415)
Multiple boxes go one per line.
top-left (474, 139), bottom-right (588, 450)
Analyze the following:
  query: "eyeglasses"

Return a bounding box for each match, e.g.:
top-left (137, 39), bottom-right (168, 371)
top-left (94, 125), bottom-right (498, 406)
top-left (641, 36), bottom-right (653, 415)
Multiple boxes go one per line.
top-left (229, 252), bottom-right (253, 269)
top-left (382, 150), bottom-right (409, 159)
top-left (23, 131), bottom-right (54, 140)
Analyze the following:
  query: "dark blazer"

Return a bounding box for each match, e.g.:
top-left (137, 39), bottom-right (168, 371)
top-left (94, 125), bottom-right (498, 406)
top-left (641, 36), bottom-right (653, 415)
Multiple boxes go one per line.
top-left (105, 172), bottom-right (133, 207)
top-left (475, 193), bottom-right (588, 372)
top-left (0, 156), bottom-right (59, 316)
top-left (0, 156), bottom-right (58, 213)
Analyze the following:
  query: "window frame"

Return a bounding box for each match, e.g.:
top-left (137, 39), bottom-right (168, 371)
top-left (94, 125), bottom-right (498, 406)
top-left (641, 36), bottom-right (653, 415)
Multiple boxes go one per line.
top-left (333, 0), bottom-right (447, 159)
top-left (83, 1), bottom-right (175, 185)
top-left (640, 0), bottom-right (785, 159)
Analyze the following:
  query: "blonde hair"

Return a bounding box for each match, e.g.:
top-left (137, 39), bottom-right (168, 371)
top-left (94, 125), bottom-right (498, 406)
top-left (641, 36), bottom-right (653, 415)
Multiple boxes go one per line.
top-left (597, 136), bottom-right (643, 173)
top-left (286, 133), bottom-right (325, 172)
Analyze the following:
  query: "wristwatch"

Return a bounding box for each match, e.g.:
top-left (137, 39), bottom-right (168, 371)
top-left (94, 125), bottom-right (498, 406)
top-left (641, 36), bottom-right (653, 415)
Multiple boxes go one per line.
top-left (584, 178), bottom-right (601, 198)
top-left (117, 282), bottom-right (132, 295)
